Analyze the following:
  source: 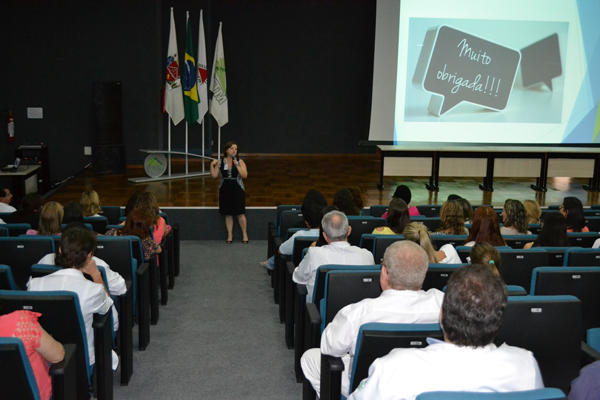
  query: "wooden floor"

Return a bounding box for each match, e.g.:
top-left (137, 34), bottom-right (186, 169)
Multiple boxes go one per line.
top-left (46, 154), bottom-right (600, 208)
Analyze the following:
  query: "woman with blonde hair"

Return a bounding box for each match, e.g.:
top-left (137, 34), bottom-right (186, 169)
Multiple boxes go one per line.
top-left (135, 191), bottom-right (171, 243)
top-left (27, 201), bottom-right (63, 235)
top-left (523, 200), bottom-right (541, 224)
top-left (80, 189), bottom-right (102, 217)
top-left (403, 222), bottom-right (462, 264)
top-left (432, 200), bottom-right (468, 235)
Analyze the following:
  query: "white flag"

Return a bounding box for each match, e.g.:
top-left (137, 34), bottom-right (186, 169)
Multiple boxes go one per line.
top-left (164, 8), bottom-right (184, 125)
top-left (196, 10), bottom-right (209, 122)
top-left (210, 22), bottom-right (228, 127)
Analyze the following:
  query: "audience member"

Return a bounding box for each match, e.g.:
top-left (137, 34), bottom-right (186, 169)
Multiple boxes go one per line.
top-left (447, 194), bottom-right (462, 201)
top-left (105, 209), bottom-right (161, 261)
top-left (0, 309), bottom-right (65, 400)
top-left (500, 199), bottom-right (531, 235)
top-left (524, 212), bottom-right (569, 249)
top-left (302, 190), bottom-right (328, 216)
top-left (562, 197), bottom-right (588, 232)
top-left (80, 189), bottom-right (102, 217)
top-left (433, 200), bottom-right (468, 235)
top-left (301, 241), bottom-right (443, 398)
top-left (4, 193), bottom-right (43, 229)
top-left (457, 198), bottom-right (473, 224)
top-left (568, 360), bottom-right (600, 400)
top-left (260, 202), bottom-right (322, 271)
top-left (382, 185), bottom-right (420, 219)
top-left (463, 206), bottom-right (506, 247)
top-left (403, 222), bottom-right (461, 264)
top-left (347, 264), bottom-right (543, 400)
top-left (135, 192), bottom-right (171, 243)
top-left (312, 205), bottom-right (340, 247)
top-left (470, 242), bottom-right (501, 276)
top-left (27, 228), bottom-right (119, 370)
top-left (0, 188), bottom-right (16, 213)
top-left (61, 201), bottom-right (89, 232)
top-left (333, 189), bottom-right (361, 216)
top-left (27, 202), bottom-right (63, 235)
top-left (347, 187), bottom-right (364, 215)
top-left (124, 190), bottom-right (144, 218)
top-left (372, 198), bottom-right (410, 235)
top-left (523, 200), bottom-right (541, 224)
top-left (293, 210), bottom-right (374, 301)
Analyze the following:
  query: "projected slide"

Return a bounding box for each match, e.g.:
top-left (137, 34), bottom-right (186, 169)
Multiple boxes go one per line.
top-left (368, 0), bottom-right (600, 145)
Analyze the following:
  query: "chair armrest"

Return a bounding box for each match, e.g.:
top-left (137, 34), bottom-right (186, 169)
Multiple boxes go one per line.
top-left (118, 280), bottom-right (133, 385)
top-left (93, 311), bottom-right (113, 400)
top-left (49, 343), bottom-right (77, 400)
top-left (320, 354), bottom-right (345, 400)
top-left (581, 340), bottom-right (600, 367)
top-left (306, 303), bottom-right (322, 349)
top-left (285, 260), bottom-right (297, 349)
top-left (136, 262), bottom-right (151, 350)
top-left (294, 283), bottom-right (309, 381)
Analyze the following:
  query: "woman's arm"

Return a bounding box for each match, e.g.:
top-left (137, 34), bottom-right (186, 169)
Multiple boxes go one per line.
top-left (36, 326), bottom-right (65, 364)
top-left (210, 159), bottom-right (220, 179)
top-left (235, 159), bottom-right (248, 179)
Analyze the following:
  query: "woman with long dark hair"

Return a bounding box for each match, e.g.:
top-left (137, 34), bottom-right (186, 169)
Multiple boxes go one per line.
top-left (372, 198), bottom-right (410, 235)
top-left (463, 206), bottom-right (506, 247)
top-left (561, 197), bottom-right (588, 232)
top-left (524, 212), bottom-right (570, 249)
top-left (333, 189), bottom-right (360, 216)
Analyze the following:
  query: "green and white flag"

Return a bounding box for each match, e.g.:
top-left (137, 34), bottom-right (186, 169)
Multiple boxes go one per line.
top-left (210, 22), bottom-right (228, 127)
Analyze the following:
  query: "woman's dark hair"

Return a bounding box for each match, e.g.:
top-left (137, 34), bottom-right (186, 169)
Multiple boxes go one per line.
top-left (437, 200), bottom-right (466, 235)
top-left (563, 197), bottom-right (586, 232)
top-left (62, 201), bottom-right (84, 225)
top-left (464, 206), bottom-right (506, 246)
top-left (135, 192), bottom-right (160, 226)
top-left (392, 185), bottom-right (412, 205)
top-left (503, 199), bottom-right (529, 234)
top-left (124, 191), bottom-right (144, 217)
top-left (470, 243), bottom-right (501, 274)
top-left (386, 198), bottom-right (410, 234)
top-left (442, 264), bottom-right (508, 347)
top-left (533, 212), bottom-right (570, 247)
top-left (302, 190), bottom-right (327, 216)
top-left (20, 193), bottom-right (44, 212)
top-left (333, 189), bottom-right (360, 216)
top-left (223, 141), bottom-right (238, 158)
top-left (315, 205), bottom-right (340, 247)
top-left (55, 228), bottom-right (97, 270)
top-left (119, 209), bottom-right (152, 240)
top-left (347, 187), bottom-right (364, 212)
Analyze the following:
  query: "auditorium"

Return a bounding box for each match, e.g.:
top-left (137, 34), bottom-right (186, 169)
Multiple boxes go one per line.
top-left (1, 0), bottom-right (600, 399)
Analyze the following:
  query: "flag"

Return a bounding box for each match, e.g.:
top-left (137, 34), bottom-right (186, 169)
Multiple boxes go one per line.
top-left (183, 13), bottom-right (199, 125)
top-left (196, 10), bottom-right (209, 122)
top-left (164, 8), bottom-right (184, 125)
top-left (210, 22), bottom-right (228, 127)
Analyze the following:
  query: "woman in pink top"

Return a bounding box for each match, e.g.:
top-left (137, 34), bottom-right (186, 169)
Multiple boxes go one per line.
top-left (381, 185), bottom-right (420, 219)
top-left (0, 310), bottom-right (65, 400)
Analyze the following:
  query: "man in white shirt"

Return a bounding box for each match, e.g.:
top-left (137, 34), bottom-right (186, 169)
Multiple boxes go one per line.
top-left (301, 240), bottom-right (444, 398)
top-left (347, 264), bottom-right (544, 400)
top-left (0, 188), bottom-right (16, 213)
top-left (261, 202), bottom-right (322, 271)
top-left (292, 210), bottom-right (375, 302)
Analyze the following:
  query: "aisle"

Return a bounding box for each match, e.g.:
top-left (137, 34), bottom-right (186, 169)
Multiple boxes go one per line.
top-left (113, 240), bottom-right (299, 400)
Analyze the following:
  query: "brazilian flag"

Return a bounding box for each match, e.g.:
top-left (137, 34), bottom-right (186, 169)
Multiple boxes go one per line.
top-left (183, 17), bottom-right (199, 125)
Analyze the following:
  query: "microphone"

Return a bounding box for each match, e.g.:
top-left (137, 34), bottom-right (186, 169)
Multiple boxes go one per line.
top-left (232, 155), bottom-right (236, 165)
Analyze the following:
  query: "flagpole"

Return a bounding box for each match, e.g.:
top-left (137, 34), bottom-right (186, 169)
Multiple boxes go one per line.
top-left (185, 122), bottom-right (189, 175)
top-left (218, 126), bottom-right (221, 161)
top-left (168, 117), bottom-right (172, 176)
top-left (202, 118), bottom-right (205, 173)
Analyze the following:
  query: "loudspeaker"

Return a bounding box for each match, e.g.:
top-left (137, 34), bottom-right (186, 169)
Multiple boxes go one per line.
top-left (93, 81), bottom-right (123, 144)
top-left (92, 144), bottom-right (126, 175)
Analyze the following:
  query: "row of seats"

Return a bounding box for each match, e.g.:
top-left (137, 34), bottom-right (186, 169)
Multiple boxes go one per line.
top-left (0, 210), bottom-right (180, 400)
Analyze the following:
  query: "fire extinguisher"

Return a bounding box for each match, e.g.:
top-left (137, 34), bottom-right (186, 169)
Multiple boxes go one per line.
top-left (7, 111), bottom-right (15, 142)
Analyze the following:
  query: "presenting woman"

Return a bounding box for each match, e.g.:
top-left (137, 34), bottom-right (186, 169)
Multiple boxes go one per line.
top-left (210, 141), bottom-right (249, 243)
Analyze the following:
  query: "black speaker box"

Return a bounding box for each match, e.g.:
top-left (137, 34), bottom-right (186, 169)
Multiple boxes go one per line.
top-left (92, 144), bottom-right (126, 175)
top-left (93, 81), bottom-right (123, 144)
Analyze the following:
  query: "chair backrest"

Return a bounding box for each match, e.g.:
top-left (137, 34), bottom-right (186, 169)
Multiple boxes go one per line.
top-left (347, 217), bottom-right (386, 247)
top-left (373, 235), bottom-right (405, 264)
top-left (528, 223), bottom-right (542, 235)
top-left (0, 237), bottom-right (55, 289)
top-left (279, 210), bottom-right (304, 239)
top-left (3, 223), bottom-right (31, 237)
top-left (415, 388), bottom-right (566, 399)
top-left (563, 248), bottom-right (600, 267)
top-left (95, 236), bottom-right (137, 310)
top-left (0, 337), bottom-right (40, 400)
top-left (292, 236), bottom-right (319, 266)
top-left (531, 267), bottom-right (600, 334)
top-left (503, 235), bottom-right (538, 249)
top-left (100, 206), bottom-right (123, 226)
top-left (312, 264), bottom-right (381, 305)
top-left (568, 232), bottom-right (600, 247)
top-left (413, 216), bottom-right (441, 232)
top-left (286, 227), bottom-right (308, 240)
top-left (584, 216), bottom-right (600, 232)
top-left (537, 247), bottom-right (578, 267)
top-left (0, 226), bottom-right (8, 237)
top-left (497, 249), bottom-right (549, 292)
top-left (276, 205), bottom-right (301, 229)
top-left (321, 270), bottom-right (382, 330)
top-left (0, 290), bottom-right (91, 399)
top-left (422, 264), bottom-right (466, 291)
top-left (495, 295), bottom-right (581, 393)
top-left (369, 205), bottom-right (388, 218)
top-left (83, 216), bottom-right (109, 234)
top-left (416, 205), bottom-right (441, 217)
top-left (350, 323), bottom-right (443, 392)
top-left (0, 265), bottom-right (17, 290)
top-left (430, 235), bottom-right (468, 249)
top-left (359, 234), bottom-right (379, 254)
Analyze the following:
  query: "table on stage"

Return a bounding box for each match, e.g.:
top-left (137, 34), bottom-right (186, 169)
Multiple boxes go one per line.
top-left (0, 165), bottom-right (40, 206)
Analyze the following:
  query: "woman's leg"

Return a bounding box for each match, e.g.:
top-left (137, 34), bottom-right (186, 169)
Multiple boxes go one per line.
top-left (237, 214), bottom-right (248, 242)
top-left (225, 215), bottom-right (234, 242)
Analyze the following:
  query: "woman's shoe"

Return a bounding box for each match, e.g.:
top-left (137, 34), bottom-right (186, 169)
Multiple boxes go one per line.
top-left (226, 238), bottom-right (233, 244)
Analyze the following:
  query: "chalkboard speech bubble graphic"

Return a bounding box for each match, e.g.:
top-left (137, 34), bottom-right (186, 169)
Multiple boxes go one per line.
top-left (413, 25), bottom-right (521, 116)
top-left (520, 33), bottom-right (562, 91)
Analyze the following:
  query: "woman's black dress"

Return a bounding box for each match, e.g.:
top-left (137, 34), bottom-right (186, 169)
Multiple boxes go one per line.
top-left (219, 158), bottom-right (246, 216)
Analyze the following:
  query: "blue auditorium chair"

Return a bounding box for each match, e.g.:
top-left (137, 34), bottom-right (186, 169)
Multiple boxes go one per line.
top-left (0, 236), bottom-right (54, 289)
top-left (0, 265), bottom-right (17, 290)
top-left (373, 235), bottom-right (404, 264)
top-left (347, 216), bottom-right (386, 247)
top-left (83, 216), bottom-right (109, 234)
top-left (368, 205), bottom-right (387, 218)
top-left (496, 248), bottom-right (548, 292)
top-left (563, 248), bottom-right (600, 267)
top-left (100, 205), bottom-right (123, 226)
top-left (415, 388), bottom-right (566, 400)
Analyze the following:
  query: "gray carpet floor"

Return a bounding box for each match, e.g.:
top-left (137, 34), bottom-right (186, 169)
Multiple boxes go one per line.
top-left (113, 240), bottom-right (300, 399)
